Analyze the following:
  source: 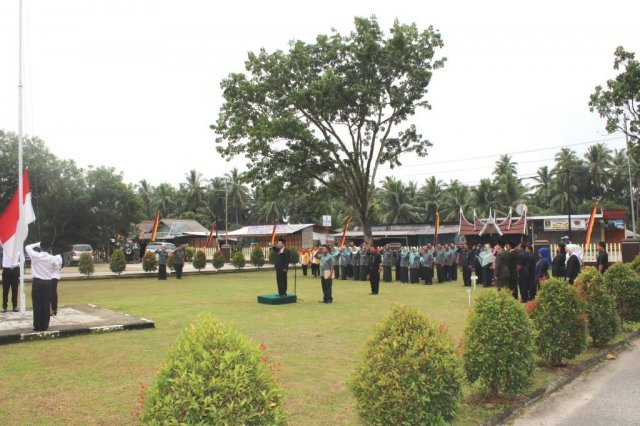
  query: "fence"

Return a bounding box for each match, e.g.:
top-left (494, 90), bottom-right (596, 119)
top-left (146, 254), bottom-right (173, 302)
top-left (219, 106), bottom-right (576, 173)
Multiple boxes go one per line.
top-left (550, 243), bottom-right (621, 264)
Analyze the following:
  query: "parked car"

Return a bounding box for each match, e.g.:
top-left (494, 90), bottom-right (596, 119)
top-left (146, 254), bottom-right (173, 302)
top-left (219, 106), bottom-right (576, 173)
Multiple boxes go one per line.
top-left (145, 242), bottom-right (176, 259)
top-left (62, 244), bottom-right (94, 266)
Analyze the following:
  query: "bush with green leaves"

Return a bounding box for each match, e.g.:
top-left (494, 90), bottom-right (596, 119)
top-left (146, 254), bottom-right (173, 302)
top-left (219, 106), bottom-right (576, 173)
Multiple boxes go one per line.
top-left (604, 262), bottom-right (640, 323)
top-left (268, 249), bottom-right (278, 265)
top-left (140, 313), bottom-right (286, 425)
top-left (351, 304), bottom-right (463, 425)
top-left (289, 247), bottom-right (299, 265)
top-left (212, 250), bottom-right (225, 270)
top-left (109, 248), bottom-right (126, 275)
top-left (192, 250), bottom-right (207, 271)
top-left (531, 278), bottom-right (587, 366)
top-left (78, 252), bottom-right (94, 277)
top-left (575, 267), bottom-right (620, 347)
top-left (250, 246), bottom-right (265, 268)
top-left (167, 252), bottom-right (175, 270)
top-left (463, 290), bottom-right (535, 397)
top-left (231, 251), bottom-right (246, 269)
top-left (629, 256), bottom-right (640, 274)
top-left (142, 250), bottom-right (158, 274)
top-left (185, 246), bottom-right (196, 262)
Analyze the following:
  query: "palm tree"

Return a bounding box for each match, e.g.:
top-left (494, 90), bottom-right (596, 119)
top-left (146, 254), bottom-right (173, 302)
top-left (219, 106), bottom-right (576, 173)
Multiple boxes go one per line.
top-left (417, 176), bottom-right (444, 222)
top-left (584, 143), bottom-right (613, 196)
top-left (530, 166), bottom-right (553, 206)
top-left (549, 172), bottom-right (579, 214)
top-left (184, 169), bottom-right (206, 212)
top-left (376, 177), bottom-right (422, 224)
top-left (493, 154), bottom-right (518, 179)
top-left (495, 173), bottom-right (528, 212)
top-left (472, 178), bottom-right (497, 216)
top-left (137, 179), bottom-right (154, 217)
top-left (224, 168), bottom-right (250, 225)
top-left (153, 183), bottom-right (176, 217)
top-left (440, 179), bottom-right (470, 221)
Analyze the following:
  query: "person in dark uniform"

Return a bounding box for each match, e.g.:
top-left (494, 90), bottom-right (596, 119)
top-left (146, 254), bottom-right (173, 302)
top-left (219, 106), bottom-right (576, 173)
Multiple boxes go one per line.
top-left (271, 238), bottom-right (291, 296)
top-left (352, 247), bottom-right (361, 281)
top-left (155, 244), bottom-right (169, 280)
top-left (367, 247), bottom-right (382, 294)
top-left (173, 245), bottom-right (186, 279)
top-left (359, 244), bottom-right (369, 281)
top-left (434, 244), bottom-right (445, 283)
top-left (381, 245), bottom-right (393, 282)
top-left (423, 245), bottom-right (434, 285)
top-left (443, 246), bottom-right (452, 282)
top-left (395, 249), bottom-right (401, 282)
top-left (596, 241), bottom-right (609, 274)
top-left (517, 245), bottom-right (534, 302)
top-left (399, 247), bottom-right (409, 283)
top-left (460, 243), bottom-right (473, 287)
top-left (451, 243), bottom-right (459, 281)
top-left (565, 244), bottom-right (582, 284)
top-left (507, 242), bottom-right (520, 300)
top-left (25, 240), bottom-right (57, 331)
top-left (552, 243), bottom-right (567, 279)
top-left (494, 242), bottom-right (511, 289)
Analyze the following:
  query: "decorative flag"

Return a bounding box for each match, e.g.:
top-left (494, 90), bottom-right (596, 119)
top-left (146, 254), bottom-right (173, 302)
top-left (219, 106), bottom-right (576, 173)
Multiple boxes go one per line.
top-left (270, 221), bottom-right (278, 246)
top-left (585, 199), bottom-right (599, 246)
top-left (150, 210), bottom-right (160, 242)
top-left (0, 170), bottom-right (36, 258)
top-left (206, 221), bottom-right (216, 248)
top-left (434, 210), bottom-right (440, 245)
top-left (339, 216), bottom-right (352, 249)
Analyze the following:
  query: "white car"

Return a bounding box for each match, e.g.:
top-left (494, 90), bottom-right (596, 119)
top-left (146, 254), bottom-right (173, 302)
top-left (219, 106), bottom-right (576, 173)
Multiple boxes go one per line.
top-left (145, 242), bottom-right (176, 259)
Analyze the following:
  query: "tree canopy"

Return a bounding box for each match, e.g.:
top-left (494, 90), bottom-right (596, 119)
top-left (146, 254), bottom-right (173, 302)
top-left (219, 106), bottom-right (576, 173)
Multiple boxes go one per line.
top-left (212, 16), bottom-right (446, 242)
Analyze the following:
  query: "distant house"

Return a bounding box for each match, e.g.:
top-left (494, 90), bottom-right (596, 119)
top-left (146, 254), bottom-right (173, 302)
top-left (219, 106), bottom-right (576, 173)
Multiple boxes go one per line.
top-left (226, 224), bottom-right (327, 249)
top-left (135, 218), bottom-right (216, 247)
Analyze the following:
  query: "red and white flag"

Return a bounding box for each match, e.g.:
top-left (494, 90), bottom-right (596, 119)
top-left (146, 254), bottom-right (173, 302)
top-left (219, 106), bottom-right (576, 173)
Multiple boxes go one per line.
top-left (0, 170), bottom-right (36, 258)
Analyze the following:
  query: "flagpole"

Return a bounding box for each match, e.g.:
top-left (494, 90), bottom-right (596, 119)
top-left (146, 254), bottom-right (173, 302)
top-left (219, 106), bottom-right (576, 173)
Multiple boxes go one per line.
top-left (18, 0), bottom-right (26, 318)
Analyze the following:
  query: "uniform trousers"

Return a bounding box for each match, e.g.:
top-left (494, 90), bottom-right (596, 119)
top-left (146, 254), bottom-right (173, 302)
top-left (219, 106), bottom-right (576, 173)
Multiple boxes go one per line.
top-left (451, 263), bottom-right (458, 281)
top-left (32, 278), bottom-right (51, 331)
top-left (462, 267), bottom-right (472, 286)
top-left (158, 264), bottom-right (167, 280)
top-left (409, 268), bottom-right (419, 283)
top-left (2, 267), bottom-right (19, 309)
top-left (369, 270), bottom-right (380, 294)
top-left (340, 266), bottom-right (347, 280)
top-left (436, 264), bottom-right (444, 283)
top-left (321, 277), bottom-right (333, 302)
top-left (382, 266), bottom-right (392, 282)
top-left (276, 268), bottom-right (288, 295)
top-left (424, 266), bottom-right (433, 284)
top-left (50, 278), bottom-right (59, 313)
top-left (333, 265), bottom-right (340, 280)
top-left (360, 266), bottom-right (368, 281)
top-left (174, 263), bottom-right (184, 279)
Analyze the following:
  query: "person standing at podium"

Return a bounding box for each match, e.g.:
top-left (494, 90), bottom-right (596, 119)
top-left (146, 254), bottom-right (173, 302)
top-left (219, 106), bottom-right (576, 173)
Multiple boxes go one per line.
top-left (272, 239), bottom-right (291, 296)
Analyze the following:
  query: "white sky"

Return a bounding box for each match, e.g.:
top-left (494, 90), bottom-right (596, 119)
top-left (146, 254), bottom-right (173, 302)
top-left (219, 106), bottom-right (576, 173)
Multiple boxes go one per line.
top-left (0, 0), bottom-right (638, 189)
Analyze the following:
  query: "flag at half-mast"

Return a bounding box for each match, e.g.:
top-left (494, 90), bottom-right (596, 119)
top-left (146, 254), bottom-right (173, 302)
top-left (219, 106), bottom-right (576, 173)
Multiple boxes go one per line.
top-left (206, 221), bottom-right (217, 247)
top-left (434, 210), bottom-right (440, 245)
top-left (0, 169), bottom-right (36, 258)
top-left (339, 216), bottom-right (352, 249)
top-left (585, 199), bottom-right (599, 246)
top-left (150, 210), bottom-right (160, 242)
top-left (270, 221), bottom-right (278, 246)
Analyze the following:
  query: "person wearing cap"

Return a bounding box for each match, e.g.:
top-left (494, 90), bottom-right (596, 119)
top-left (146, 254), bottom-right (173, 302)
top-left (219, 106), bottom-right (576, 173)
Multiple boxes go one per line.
top-left (272, 238), bottom-right (291, 296)
top-left (25, 240), bottom-right (58, 331)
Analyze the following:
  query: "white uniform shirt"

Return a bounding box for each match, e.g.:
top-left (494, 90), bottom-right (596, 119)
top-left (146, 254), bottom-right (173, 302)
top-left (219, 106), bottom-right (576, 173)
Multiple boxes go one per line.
top-left (51, 255), bottom-right (63, 280)
top-left (25, 243), bottom-right (58, 280)
top-left (2, 250), bottom-right (20, 268)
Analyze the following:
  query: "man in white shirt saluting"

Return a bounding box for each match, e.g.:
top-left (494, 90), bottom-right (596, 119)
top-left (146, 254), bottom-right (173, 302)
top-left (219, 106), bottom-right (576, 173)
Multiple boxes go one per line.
top-left (25, 239), bottom-right (59, 331)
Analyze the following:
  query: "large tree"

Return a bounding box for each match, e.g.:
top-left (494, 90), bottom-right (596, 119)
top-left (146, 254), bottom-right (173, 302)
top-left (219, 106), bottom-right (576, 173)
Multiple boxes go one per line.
top-left (590, 47), bottom-right (640, 156)
top-left (212, 17), bottom-right (445, 242)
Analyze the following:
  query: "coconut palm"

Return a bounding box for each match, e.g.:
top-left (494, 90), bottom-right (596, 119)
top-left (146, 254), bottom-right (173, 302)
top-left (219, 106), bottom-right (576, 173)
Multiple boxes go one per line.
top-left (530, 166), bottom-right (553, 206)
top-left (493, 154), bottom-right (518, 179)
top-left (584, 143), bottom-right (613, 196)
top-left (376, 177), bottom-right (422, 224)
top-left (472, 179), bottom-right (497, 216)
top-left (224, 168), bottom-right (251, 225)
top-left (417, 176), bottom-right (444, 222)
top-left (184, 169), bottom-right (206, 212)
top-left (137, 179), bottom-right (154, 217)
top-left (153, 183), bottom-right (176, 217)
top-left (440, 179), bottom-right (470, 221)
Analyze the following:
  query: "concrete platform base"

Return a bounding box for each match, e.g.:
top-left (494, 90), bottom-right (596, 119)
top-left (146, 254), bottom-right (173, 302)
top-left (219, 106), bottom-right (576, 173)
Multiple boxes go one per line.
top-left (257, 293), bottom-right (297, 305)
top-left (0, 304), bottom-right (154, 345)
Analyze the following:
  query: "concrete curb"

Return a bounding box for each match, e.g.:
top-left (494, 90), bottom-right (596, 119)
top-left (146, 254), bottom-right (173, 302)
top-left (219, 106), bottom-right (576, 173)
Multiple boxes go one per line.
top-left (481, 329), bottom-right (640, 425)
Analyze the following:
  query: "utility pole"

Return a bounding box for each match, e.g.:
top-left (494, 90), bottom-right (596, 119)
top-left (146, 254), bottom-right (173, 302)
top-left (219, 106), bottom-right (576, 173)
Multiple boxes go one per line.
top-left (566, 170), bottom-right (573, 241)
top-left (624, 116), bottom-right (637, 237)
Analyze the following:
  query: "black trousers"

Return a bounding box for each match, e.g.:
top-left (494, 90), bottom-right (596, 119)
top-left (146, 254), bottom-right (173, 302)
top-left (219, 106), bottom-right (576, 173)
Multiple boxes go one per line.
top-left (482, 266), bottom-right (493, 286)
top-left (395, 265), bottom-right (400, 281)
top-left (424, 266), bottom-right (433, 284)
top-left (410, 268), bottom-right (419, 283)
top-left (462, 267), bottom-right (472, 286)
top-left (400, 267), bottom-right (408, 283)
top-left (451, 263), bottom-right (458, 281)
top-left (158, 264), bottom-right (167, 280)
top-left (174, 263), bottom-right (184, 279)
top-left (346, 264), bottom-right (353, 278)
top-left (518, 275), bottom-right (530, 302)
top-left (32, 278), bottom-right (51, 331)
top-left (353, 265), bottom-right (360, 280)
top-left (340, 266), bottom-right (347, 280)
top-left (311, 264), bottom-right (319, 277)
top-left (2, 267), bottom-right (19, 309)
top-left (321, 277), bottom-right (333, 302)
top-left (529, 276), bottom-right (539, 301)
top-left (334, 265), bottom-right (340, 280)
top-left (302, 264), bottom-right (308, 276)
top-left (276, 268), bottom-right (288, 295)
top-left (360, 266), bottom-right (368, 281)
top-left (369, 271), bottom-right (380, 294)
top-left (444, 265), bottom-right (450, 281)
top-left (382, 266), bottom-right (392, 282)
top-left (436, 265), bottom-right (444, 283)
top-left (50, 278), bottom-right (59, 313)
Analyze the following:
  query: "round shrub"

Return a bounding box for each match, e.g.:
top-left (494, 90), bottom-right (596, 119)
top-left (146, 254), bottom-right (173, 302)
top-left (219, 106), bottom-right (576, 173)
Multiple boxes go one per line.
top-left (575, 267), bottom-right (620, 347)
top-left (351, 304), bottom-right (463, 425)
top-left (192, 250), bottom-right (207, 271)
top-left (268, 249), bottom-right (278, 265)
top-left (531, 278), bottom-right (587, 366)
top-left (140, 313), bottom-right (286, 425)
top-left (212, 250), bottom-right (225, 270)
top-left (167, 252), bottom-right (175, 270)
top-left (142, 250), bottom-right (158, 274)
top-left (78, 252), bottom-right (94, 277)
top-left (289, 247), bottom-right (300, 265)
top-left (604, 262), bottom-right (640, 323)
top-left (185, 246), bottom-right (196, 262)
top-left (231, 251), bottom-right (246, 269)
top-left (629, 256), bottom-right (640, 274)
top-left (250, 246), bottom-right (265, 268)
top-left (109, 248), bottom-right (126, 275)
top-left (463, 290), bottom-right (535, 397)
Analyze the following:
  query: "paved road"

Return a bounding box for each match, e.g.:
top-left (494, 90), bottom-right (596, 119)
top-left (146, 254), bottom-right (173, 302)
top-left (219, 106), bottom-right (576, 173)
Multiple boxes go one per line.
top-left (513, 340), bottom-right (640, 426)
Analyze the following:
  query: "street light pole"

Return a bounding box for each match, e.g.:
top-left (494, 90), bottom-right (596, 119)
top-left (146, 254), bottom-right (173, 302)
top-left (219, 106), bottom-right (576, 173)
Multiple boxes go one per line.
top-left (624, 116), bottom-right (637, 237)
top-left (224, 179), bottom-right (229, 243)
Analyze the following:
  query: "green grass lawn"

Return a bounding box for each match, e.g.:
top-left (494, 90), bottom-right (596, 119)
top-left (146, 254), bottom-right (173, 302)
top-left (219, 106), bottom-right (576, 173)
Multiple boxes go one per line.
top-left (2, 271), bottom-right (627, 425)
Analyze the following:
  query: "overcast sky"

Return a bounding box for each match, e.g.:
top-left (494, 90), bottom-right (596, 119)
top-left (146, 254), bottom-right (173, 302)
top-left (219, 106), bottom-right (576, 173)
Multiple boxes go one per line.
top-left (0, 0), bottom-right (638, 190)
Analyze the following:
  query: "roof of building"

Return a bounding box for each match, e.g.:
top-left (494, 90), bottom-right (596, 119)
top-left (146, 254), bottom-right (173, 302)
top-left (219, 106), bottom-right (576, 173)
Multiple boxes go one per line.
top-left (333, 224), bottom-right (459, 237)
top-left (136, 218), bottom-right (208, 240)
top-left (226, 224), bottom-right (315, 237)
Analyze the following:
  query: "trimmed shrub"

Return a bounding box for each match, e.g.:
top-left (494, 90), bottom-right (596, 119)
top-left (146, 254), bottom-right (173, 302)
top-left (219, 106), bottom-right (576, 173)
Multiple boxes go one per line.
top-left (250, 246), bottom-right (265, 268)
top-left (268, 249), bottom-right (278, 265)
top-left (185, 246), bottom-right (196, 262)
top-left (142, 251), bottom-right (158, 274)
top-left (212, 250), bottom-right (225, 270)
top-left (167, 252), bottom-right (175, 270)
top-left (604, 262), bottom-right (640, 323)
top-left (351, 304), bottom-right (463, 425)
top-left (575, 267), bottom-right (620, 347)
top-left (78, 252), bottom-right (94, 277)
top-left (109, 249), bottom-right (126, 275)
top-left (463, 290), bottom-right (535, 397)
top-left (231, 251), bottom-right (246, 269)
top-left (289, 247), bottom-right (300, 265)
top-left (531, 278), bottom-right (587, 366)
top-left (192, 250), bottom-right (207, 271)
top-left (630, 256), bottom-right (640, 274)
top-left (140, 313), bottom-right (286, 425)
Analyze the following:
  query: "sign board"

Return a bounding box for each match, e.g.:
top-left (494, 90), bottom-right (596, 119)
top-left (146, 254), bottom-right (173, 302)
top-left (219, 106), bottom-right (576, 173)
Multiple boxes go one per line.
top-left (322, 215), bottom-right (332, 227)
top-left (543, 218), bottom-right (587, 231)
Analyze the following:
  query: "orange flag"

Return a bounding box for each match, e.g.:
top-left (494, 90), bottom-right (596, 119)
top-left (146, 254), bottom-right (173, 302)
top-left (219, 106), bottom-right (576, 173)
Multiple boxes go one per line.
top-left (585, 200), bottom-right (598, 246)
top-left (339, 216), bottom-right (352, 249)
top-left (270, 221), bottom-right (278, 246)
top-left (206, 221), bottom-right (216, 248)
top-left (150, 210), bottom-right (160, 242)
top-left (434, 210), bottom-right (440, 245)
